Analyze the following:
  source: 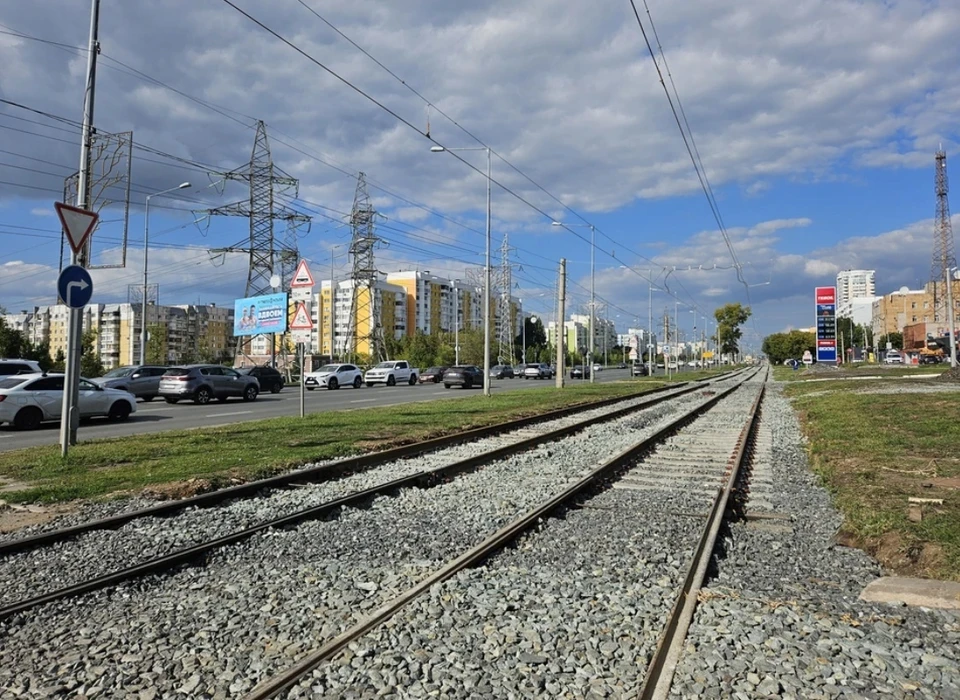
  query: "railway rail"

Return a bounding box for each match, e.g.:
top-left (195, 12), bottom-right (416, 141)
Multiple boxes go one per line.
top-left (0, 373), bottom-right (742, 622)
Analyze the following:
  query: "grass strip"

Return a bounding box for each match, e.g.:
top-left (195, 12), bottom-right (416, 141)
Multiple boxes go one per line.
top-left (772, 364), bottom-right (946, 382)
top-left (789, 385), bottom-right (960, 580)
top-left (0, 381), bottom-right (666, 504)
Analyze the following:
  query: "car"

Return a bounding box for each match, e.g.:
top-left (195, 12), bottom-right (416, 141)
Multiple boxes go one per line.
top-left (443, 365), bottom-right (484, 389)
top-left (523, 363), bottom-right (551, 379)
top-left (0, 373), bottom-right (136, 430)
top-left (0, 358), bottom-right (42, 376)
top-left (616, 362), bottom-right (627, 369)
top-left (883, 351), bottom-right (903, 365)
top-left (656, 362), bottom-right (665, 369)
top-left (489, 365), bottom-right (515, 379)
top-left (303, 363), bottom-right (363, 390)
top-left (418, 366), bottom-right (449, 384)
top-left (687, 361), bottom-right (698, 367)
top-left (158, 364), bottom-right (259, 405)
top-left (570, 365), bottom-right (590, 379)
top-left (364, 360), bottom-right (418, 387)
top-left (667, 361), bottom-right (679, 371)
top-left (592, 363), bottom-right (603, 372)
top-left (631, 363), bottom-right (649, 376)
top-left (91, 364), bottom-right (168, 401)
top-left (237, 365), bottom-right (284, 393)
top-left (918, 354), bottom-right (941, 365)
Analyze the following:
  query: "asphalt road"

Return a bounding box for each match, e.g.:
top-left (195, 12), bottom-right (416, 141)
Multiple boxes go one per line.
top-left (0, 368), bottom-right (685, 452)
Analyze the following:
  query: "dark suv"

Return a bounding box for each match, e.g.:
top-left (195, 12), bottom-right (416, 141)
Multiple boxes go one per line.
top-left (0, 359), bottom-right (42, 376)
top-left (237, 365), bottom-right (284, 393)
top-left (158, 365), bottom-right (260, 405)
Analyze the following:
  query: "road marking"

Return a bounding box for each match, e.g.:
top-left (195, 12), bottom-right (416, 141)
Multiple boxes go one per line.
top-left (0, 434), bottom-right (12, 439)
top-left (205, 410), bottom-right (253, 418)
top-left (349, 398), bottom-right (378, 404)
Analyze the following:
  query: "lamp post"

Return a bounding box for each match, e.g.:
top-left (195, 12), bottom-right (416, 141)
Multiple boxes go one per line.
top-left (948, 268), bottom-right (958, 368)
top-left (454, 278), bottom-right (461, 366)
top-left (431, 145), bottom-right (492, 396)
top-left (141, 182), bottom-right (191, 364)
top-left (552, 221), bottom-right (596, 381)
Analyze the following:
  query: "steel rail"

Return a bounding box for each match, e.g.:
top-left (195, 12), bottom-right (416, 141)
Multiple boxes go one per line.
top-left (638, 369), bottom-right (767, 700)
top-left (0, 383), bottom-right (694, 557)
top-left (244, 371), bottom-right (758, 700)
top-left (0, 380), bottom-right (718, 621)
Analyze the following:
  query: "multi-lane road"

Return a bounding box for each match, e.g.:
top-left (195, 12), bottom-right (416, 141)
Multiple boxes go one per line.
top-left (0, 368), bottom-right (676, 452)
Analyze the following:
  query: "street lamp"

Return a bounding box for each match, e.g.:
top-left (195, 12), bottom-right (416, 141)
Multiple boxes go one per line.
top-left (141, 181), bottom-right (191, 364)
top-left (948, 268), bottom-right (958, 368)
top-left (552, 221), bottom-right (596, 382)
top-left (431, 144), bottom-right (492, 396)
top-left (454, 278), bottom-right (461, 365)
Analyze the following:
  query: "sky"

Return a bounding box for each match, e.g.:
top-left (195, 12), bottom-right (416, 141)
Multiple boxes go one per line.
top-left (1, 0), bottom-right (959, 353)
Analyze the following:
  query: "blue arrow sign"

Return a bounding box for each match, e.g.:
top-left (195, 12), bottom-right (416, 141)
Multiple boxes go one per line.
top-left (57, 265), bottom-right (94, 309)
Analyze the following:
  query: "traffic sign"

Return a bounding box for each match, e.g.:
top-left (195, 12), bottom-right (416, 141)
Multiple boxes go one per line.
top-left (57, 265), bottom-right (94, 308)
top-left (54, 202), bottom-right (99, 255)
top-left (291, 259), bottom-right (315, 288)
top-left (290, 301), bottom-right (313, 330)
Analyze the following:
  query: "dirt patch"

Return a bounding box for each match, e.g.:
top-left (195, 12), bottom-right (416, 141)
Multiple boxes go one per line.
top-left (838, 530), bottom-right (948, 579)
top-left (0, 502), bottom-right (77, 534)
top-left (936, 366), bottom-right (960, 382)
top-left (0, 477), bottom-right (32, 494)
top-left (139, 478), bottom-right (218, 500)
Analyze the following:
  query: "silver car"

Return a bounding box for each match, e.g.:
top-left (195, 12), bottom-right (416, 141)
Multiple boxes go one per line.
top-left (0, 373), bottom-right (136, 430)
top-left (92, 365), bottom-right (168, 401)
top-left (158, 364), bottom-right (259, 405)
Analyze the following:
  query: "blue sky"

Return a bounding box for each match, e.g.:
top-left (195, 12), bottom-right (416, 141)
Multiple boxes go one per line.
top-left (2, 0), bottom-right (959, 353)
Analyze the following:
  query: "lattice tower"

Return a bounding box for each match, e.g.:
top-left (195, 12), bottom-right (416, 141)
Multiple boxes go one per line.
top-left (497, 233), bottom-right (515, 364)
top-left (345, 172), bottom-right (386, 362)
top-left (932, 149), bottom-right (956, 310)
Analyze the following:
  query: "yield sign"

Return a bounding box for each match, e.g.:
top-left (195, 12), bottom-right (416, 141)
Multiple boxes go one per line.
top-left (290, 301), bottom-right (313, 330)
top-left (290, 259), bottom-right (315, 288)
top-left (55, 202), bottom-right (99, 255)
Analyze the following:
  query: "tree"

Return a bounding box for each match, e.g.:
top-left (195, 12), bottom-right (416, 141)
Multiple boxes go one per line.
top-left (406, 331), bottom-right (440, 370)
top-left (877, 332), bottom-right (903, 351)
top-left (145, 324), bottom-right (168, 365)
top-left (714, 303), bottom-right (752, 357)
top-left (52, 348), bottom-right (66, 371)
top-left (762, 330), bottom-right (815, 364)
top-left (80, 329), bottom-right (105, 378)
top-left (0, 317), bottom-right (26, 358)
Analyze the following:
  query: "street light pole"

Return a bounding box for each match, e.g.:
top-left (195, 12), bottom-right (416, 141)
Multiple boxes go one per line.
top-left (431, 145), bottom-right (492, 396)
top-left (550, 221), bottom-right (596, 382)
top-left (454, 278), bottom-right (461, 366)
top-left (648, 271), bottom-right (653, 377)
top-left (141, 182), bottom-right (190, 365)
top-left (948, 268), bottom-right (958, 368)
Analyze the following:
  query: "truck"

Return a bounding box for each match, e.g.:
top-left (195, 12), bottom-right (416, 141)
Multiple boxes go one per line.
top-left (364, 360), bottom-right (418, 387)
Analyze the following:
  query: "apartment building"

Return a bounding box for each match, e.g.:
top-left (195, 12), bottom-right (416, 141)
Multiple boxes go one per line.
top-left (836, 269), bottom-right (876, 307)
top-left (871, 280), bottom-right (960, 338)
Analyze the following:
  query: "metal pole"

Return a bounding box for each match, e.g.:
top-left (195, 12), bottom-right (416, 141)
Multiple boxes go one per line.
top-left (589, 226), bottom-right (595, 383)
top-left (454, 280), bottom-right (460, 365)
top-left (647, 270), bottom-right (653, 377)
top-left (521, 300), bottom-right (525, 365)
top-left (140, 194), bottom-right (151, 365)
top-left (664, 313), bottom-right (670, 380)
top-left (483, 148), bottom-right (491, 396)
top-left (329, 252), bottom-right (335, 363)
top-left (60, 0), bottom-right (100, 457)
top-left (299, 343), bottom-right (305, 417)
top-left (556, 258), bottom-right (566, 388)
top-left (674, 302), bottom-right (679, 373)
top-left (948, 269), bottom-right (958, 368)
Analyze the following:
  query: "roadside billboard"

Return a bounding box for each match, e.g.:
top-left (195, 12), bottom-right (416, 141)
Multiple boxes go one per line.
top-left (815, 286), bottom-right (837, 362)
top-left (233, 292), bottom-right (289, 336)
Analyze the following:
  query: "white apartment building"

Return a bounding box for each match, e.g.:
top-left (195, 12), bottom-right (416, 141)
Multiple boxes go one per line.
top-left (836, 270), bottom-right (876, 307)
top-left (570, 314), bottom-right (618, 356)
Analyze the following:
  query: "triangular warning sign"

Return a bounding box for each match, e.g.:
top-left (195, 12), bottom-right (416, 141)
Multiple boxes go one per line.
top-left (55, 202), bottom-right (99, 255)
top-left (290, 301), bottom-right (313, 330)
top-left (290, 259), bottom-right (315, 288)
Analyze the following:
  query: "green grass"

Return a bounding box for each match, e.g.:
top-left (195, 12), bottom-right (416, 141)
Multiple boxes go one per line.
top-left (772, 363), bottom-right (946, 382)
top-left (0, 380), bottom-right (667, 504)
top-left (791, 389), bottom-right (960, 580)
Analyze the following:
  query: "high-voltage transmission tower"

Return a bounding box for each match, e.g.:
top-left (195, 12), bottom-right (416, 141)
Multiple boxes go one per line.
top-left (932, 148), bottom-right (956, 310)
top-left (345, 173), bottom-right (386, 362)
top-left (207, 121), bottom-right (311, 298)
top-left (497, 233), bottom-right (516, 364)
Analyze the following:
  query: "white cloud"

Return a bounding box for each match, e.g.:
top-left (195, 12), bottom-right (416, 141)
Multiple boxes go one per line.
top-left (29, 208), bottom-right (53, 217)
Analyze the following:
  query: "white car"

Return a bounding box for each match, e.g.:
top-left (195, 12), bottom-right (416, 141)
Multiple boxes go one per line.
top-left (883, 351), bottom-right (903, 365)
top-left (592, 363), bottom-right (603, 372)
top-left (303, 363), bottom-right (363, 390)
top-left (364, 360), bottom-right (418, 387)
top-left (0, 373), bottom-right (137, 430)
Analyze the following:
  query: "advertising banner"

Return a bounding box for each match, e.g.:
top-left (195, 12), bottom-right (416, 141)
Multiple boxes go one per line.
top-left (815, 286), bottom-right (837, 363)
top-left (233, 292), bottom-right (289, 336)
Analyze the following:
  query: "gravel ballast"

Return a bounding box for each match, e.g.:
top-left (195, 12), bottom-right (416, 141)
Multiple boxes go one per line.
top-left (0, 380), bottom-right (744, 698)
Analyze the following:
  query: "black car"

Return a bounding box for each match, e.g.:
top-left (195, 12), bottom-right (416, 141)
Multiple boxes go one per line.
top-left (489, 365), bottom-right (515, 379)
top-left (918, 354), bottom-right (942, 365)
top-left (616, 362), bottom-right (627, 369)
top-left (570, 365), bottom-right (590, 379)
top-left (419, 366), bottom-right (449, 384)
top-left (631, 363), bottom-right (649, 376)
top-left (443, 365), bottom-right (484, 389)
top-left (237, 365), bottom-right (284, 393)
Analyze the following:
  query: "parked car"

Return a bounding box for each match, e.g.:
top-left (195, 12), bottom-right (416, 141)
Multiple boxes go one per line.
top-left (667, 361), bottom-right (679, 371)
top-left (883, 351), bottom-right (903, 365)
top-left (364, 360), bottom-right (418, 387)
top-left (570, 365), bottom-right (590, 379)
top-left (418, 366), bottom-right (448, 384)
top-left (0, 373), bottom-right (136, 430)
top-left (616, 362), bottom-right (627, 369)
top-left (443, 365), bottom-right (484, 389)
top-left (0, 358), bottom-right (43, 377)
top-left (489, 365), bottom-right (515, 379)
top-left (303, 363), bottom-right (363, 390)
top-left (592, 363), bottom-right (603, 372)
top-left (631, 363), bottom-right (649, 376)
top-left (158, 365), bottom-right (259, 404)
top-left (237, 365), bottom-right (284, 393)
top-left (91, 364), bottom-right (168, 401)
top-left (919, 354), bottom-right (942, 365)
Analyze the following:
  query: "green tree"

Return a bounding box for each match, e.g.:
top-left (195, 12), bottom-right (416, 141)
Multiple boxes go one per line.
top-left (405, 331), bottom-right (440, 370)
top-left (877, 332), bottom-right (903, 351)
top-left (52, 348), bottom-right (66, 371)
top-left (0, 317), bottom-right (26, 358)
top-left (762, 330), bottom-right (816, 364)
top-left (80, 329), bottom-right (105, 378)
top-left (145, 324), bottom-right (168, 365)
top-left (714, 303), bottom-right (752, 356)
